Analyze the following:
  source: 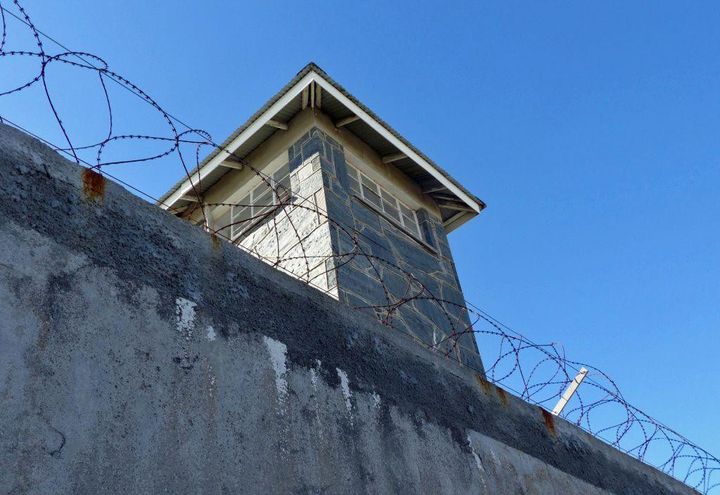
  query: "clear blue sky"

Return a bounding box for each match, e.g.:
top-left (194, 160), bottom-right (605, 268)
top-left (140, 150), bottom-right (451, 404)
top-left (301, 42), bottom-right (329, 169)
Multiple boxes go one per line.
top-left (2, 0), bottom-right (719, 461)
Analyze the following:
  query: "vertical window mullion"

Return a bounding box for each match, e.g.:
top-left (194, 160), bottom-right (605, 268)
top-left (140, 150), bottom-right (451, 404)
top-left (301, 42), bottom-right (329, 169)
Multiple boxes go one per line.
top-left (359, 172), bottom-right (364, 200)
top-left (352, 167), bottom-right (425, 241)
top-left (396, 197), bottom-right (403, 226)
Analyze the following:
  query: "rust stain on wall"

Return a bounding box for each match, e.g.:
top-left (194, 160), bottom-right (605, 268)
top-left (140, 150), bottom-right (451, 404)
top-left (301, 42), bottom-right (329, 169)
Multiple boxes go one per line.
top-left (475, 374), bottom-right (492, 395)
top-left (541, 408), bottom-right (556, 436)
top-left (82, 168), bottom-right (105, 201)
top-left (494, 385), bottom-right (509, 406)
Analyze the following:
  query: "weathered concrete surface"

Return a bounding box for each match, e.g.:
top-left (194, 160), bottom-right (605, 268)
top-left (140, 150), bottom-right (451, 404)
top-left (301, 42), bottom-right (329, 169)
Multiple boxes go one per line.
top-left (0, 122), bottom-right (696, 494)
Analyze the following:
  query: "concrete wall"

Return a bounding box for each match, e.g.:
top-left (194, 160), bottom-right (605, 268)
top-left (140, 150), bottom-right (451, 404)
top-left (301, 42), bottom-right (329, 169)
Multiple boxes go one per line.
top-left (0, 123), bottom-right (696, 494)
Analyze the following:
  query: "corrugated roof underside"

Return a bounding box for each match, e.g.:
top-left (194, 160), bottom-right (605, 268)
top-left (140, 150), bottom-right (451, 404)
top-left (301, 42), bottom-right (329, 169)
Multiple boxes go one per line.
top-left (273, 94), bottom-right (303, 125)
top-left (321, 91), bottom-right (451, 190)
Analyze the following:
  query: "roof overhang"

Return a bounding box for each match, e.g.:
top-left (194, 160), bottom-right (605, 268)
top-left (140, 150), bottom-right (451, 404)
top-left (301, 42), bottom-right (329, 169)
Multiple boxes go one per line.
top-left (159, 63), bottom-right (486, 232)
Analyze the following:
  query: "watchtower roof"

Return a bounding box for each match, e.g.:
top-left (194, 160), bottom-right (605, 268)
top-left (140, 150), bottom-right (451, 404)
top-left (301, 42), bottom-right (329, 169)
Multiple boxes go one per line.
top-left (159, 63), bottom-right (485, 232)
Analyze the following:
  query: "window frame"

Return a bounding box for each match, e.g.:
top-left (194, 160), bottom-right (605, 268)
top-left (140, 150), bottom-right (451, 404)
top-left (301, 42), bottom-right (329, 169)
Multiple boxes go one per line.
top-left (346, 164), bottom-right (422, 239)
top-left (230, 163), bottom-right (291, 240)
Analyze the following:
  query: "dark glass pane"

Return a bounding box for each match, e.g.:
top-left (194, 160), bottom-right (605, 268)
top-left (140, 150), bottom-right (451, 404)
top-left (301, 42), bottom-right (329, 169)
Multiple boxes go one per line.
top-left (253, 181), bottom-right (272, 199)
top-left (403, 214), bottom-right (419, 236)
top-left (273, 163), bottom-right (289, 182)
top-left (215, 208), bottom-right (232, 237)
top-left (383, 200), bottom-right (400, 221)
top-left (348, 175), bottom-right (360, 195)
top-left (276, 175), bottom-right (291, 200)
top-left (231, 206), bottom-right (251, 237)
top-left (361, 174), bottom-right (377, 192)
top-left (363, 184), bottom-right (381, 207)
top-left (254, 190), bottom-right (274, 217)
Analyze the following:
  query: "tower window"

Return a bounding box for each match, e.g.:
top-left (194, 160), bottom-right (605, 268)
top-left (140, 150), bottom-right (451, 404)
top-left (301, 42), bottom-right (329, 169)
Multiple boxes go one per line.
top-left (230, 163), bottom-right (290, 239)
top-left (346, 165), bottom-right (421, 238)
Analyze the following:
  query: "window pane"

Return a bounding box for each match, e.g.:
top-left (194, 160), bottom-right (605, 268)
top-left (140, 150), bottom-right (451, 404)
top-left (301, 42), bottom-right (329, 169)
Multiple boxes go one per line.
top-left (361, 174), bottom-right (378, 194)
top-left (232, 195), bottom-right (252, 219)
top-left (399, 203), bottom-right (413, 219)
top-left (419, 219), bottom-right (435, 247)
top-left (215, 208), bottom-right (231, 236)
top-left (234, 193), bottom-right (251, 210)
top-left (347, 165), bottom-right (358, 180)
top-left (380, 188), bottom-right (395, 203)
top-left (397, 202), bottom-right (419, 236)
top-left (382, 200), bottom-right (400, 221)
top-left (403, 214), bottom-right (419, 236)
top-left (233, 206), bottom-right (251, 223)
top-left (276, 174), bottom-right (291, 201)
top-left (379, 189), bottom-right (399, 219)
top-left (360, 175), bottom-right (380, 207)
top-left (231, 205), bottom-right (251, 237)
top-left (346, 165), bottom-right (360, 194)
top-left (254, 190), bottom-right (274, 216)
top-left (362, 184), bottom-right (381, 207)
top-left (348, 176), bottom-right (360, 195)
top-left (273, 163), bottom-right (289, 182)
top-left (254, 181), bottom-right (272, 199)
top-left (347, 170), bottom-right (360, 195)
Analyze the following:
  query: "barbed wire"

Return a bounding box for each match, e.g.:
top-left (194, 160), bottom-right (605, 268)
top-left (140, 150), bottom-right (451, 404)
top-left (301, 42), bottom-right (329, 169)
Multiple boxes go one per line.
top-left (0, 1), bottom-right (717, 492)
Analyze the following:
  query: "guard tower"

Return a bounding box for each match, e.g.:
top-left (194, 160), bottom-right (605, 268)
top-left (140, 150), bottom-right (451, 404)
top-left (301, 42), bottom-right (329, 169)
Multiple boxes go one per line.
top-left (159, 64), bottom-right (486, 370)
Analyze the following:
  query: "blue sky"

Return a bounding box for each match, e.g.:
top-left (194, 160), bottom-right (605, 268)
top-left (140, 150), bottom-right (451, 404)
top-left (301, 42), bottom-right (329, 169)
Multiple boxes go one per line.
top-left (2, 0), bottom-right (719, 466)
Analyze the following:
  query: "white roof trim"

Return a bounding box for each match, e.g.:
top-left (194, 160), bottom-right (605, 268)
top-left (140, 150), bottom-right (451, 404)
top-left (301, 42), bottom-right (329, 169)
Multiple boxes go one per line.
top-left (162, 72), bottom-right (316, 210)
top-left (444, 210), bottom-right (474, 233)
top-left (162, 70), bottom-right (480, 214)
top-left (312, 72), bottom-right (481, 214)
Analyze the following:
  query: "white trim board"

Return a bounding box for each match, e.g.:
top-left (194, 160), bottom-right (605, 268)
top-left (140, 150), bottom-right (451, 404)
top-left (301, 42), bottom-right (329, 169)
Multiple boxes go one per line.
top-left (162, 72), bottom-right (316, 209)
top-left (312, 73), bottom-right (481, 214)
top-left (162, 70), bottom-right (480, 216)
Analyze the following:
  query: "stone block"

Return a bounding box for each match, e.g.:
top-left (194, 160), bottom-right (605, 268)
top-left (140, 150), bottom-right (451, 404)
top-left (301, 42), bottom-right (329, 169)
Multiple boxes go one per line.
top-left (357, 225), bottom-right (392, 260)
top-left (394, 308), bottom-right (437, 346)
top-left (338, 265), bottom-right (387, 303)
top-left (288, 152), bottom-right (302, 172)
top-left (331, 147), bottom-right (351, 191)
top-left (380, 266), bottom-right (412, 300)
top-left (301, 136), bottom-right (323, 162)
top-left (350, 199), bottom-right (382, 232)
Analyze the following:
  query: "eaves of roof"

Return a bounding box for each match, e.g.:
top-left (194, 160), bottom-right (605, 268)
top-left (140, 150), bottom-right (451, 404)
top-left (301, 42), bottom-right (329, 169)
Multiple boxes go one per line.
top-left (158, 63), bottom-right (485, 227)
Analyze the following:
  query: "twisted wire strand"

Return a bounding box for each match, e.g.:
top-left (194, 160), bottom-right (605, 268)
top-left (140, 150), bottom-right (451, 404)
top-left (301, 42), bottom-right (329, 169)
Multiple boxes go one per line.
top-left (0, 2), bottom-right (717, 492)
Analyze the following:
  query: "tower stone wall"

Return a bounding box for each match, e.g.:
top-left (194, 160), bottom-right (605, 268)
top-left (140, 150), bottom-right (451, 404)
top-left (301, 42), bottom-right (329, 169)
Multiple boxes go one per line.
top-left (287, 127), bottom-right (483, 370)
